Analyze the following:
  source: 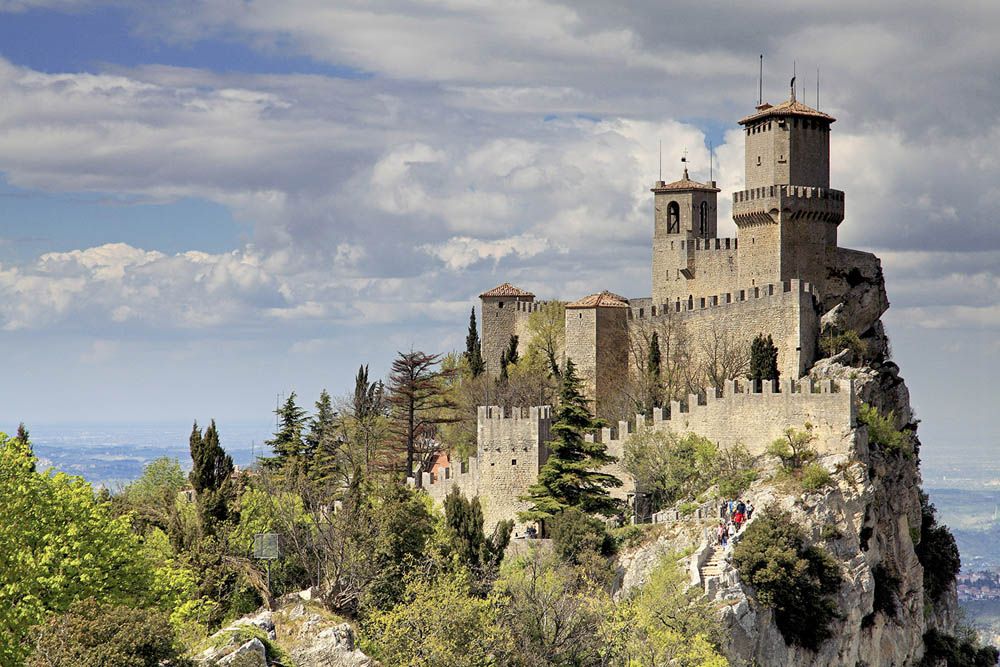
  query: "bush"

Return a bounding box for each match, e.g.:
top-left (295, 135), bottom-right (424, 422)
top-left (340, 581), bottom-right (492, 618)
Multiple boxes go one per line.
top-left (859, 404), bottom-right (912, 458)
top-left (920, 628), bottom-right (999, 667)
top-left (871, 564), bottom-right (900, 619)
top-left (915, 493), bottom-right (961, 602)
top-left (820, 330), bottom-right (866, 361)
top-left (28, 599), bottom-right (191, 667)
top-left (549, 508), bottom-right (612, 563)
top-left (732, 510), bottom-right (842, 650)
top-left (767, 425), bottom-right (816, 471)
top-left (801, 463), bottom-right (833, 492)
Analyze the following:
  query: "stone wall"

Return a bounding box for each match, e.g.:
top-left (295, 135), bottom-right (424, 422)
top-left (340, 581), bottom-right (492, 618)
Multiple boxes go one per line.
top-left (632, 279), bottom-right (818, 381)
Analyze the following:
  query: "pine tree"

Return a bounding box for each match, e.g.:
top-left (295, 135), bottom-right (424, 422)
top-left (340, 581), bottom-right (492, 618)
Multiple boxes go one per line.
top-left (749, 334), bottom-right (780, 385)
top-left (388, 351), bottom-right (459, 483)
top-left (265, 393), bottom-right (309, 472)
top-left (520, 360), bottom-right (623, 526)
top-left (307, 389), bottom-right (339, 483)
top-left (15, 423), bottom-right (29, 446)
top-left (465, 308), bottom-right (485, 377)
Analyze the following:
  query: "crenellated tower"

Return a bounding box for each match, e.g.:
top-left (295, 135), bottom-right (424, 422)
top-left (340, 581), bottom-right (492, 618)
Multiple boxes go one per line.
top-left (733, 80), bottom-right (845, 296)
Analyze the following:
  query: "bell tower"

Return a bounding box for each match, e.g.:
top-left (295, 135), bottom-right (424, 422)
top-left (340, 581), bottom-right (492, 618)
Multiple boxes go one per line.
top-left (650, 165), bottom-right (720, 305)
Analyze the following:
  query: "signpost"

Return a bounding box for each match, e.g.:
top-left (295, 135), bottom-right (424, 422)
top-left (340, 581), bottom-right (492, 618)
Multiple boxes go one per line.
top-left (253, 532), bottom-right (280, 597)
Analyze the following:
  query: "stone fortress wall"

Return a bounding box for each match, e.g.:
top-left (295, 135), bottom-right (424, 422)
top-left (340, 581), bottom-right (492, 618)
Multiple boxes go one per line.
top-left (419, 379), bottom-right (855, 531)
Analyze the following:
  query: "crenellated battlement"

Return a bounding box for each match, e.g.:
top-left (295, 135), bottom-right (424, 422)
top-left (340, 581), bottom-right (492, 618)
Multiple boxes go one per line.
top-left (733, 184), bottom-right (845, 226)
top-left (630, 278), bottom-right (813, 320)
top-left (678, 237), bottom-right (739, 251)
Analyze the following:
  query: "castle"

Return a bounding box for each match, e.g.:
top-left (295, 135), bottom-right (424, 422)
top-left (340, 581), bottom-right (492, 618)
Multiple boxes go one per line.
top-left (418, 84), bottom-right (882, 531)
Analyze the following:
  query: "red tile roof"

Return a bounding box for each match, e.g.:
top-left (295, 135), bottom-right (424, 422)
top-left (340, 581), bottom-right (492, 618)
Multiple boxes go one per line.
top-left (739, 98), bottom-right (835, 125)
top-left (566, 291), bottom-right (630, 308)
top-left (652, 168), bottom-right (720, 193)
top-left (480, 282), bottom-right (535, 298)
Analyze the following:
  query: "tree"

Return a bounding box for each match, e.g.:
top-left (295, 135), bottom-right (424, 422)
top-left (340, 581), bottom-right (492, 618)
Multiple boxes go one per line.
top-left (504, 334), bottom-right (520, 367)
top-left (699, 323), bottom-right (751, 391)
top-left (645, 331), bottom-right (664, 410)
top-left (188, 420), bottom-right (235, 529)
top-left (749, 334), bottom-right (780, 385)
top-left (916, 492), bottom-right (961, 603)
top-left (624, 430), bottom-right (719, 512)
top-left (524, 301), bottom-right (565, 378)
top-left (120, 457), bottom-right (187, 533)
top-left (520, 359), bottom-right (622, 525)
top-left (341, 365), bottom-right (391, 484)
top-left (362, 571), bottom-right (513, 667)
top-left (388, 351), bottom-right (458, 482)
top-left (732, 509), bottom-right (842, 650)
top-left (264, 393), bottom-right (309, 474)
top-left (766, 424), bottom-right (816, 471)
top-left (443, 489), bottom-right (512, 591)
top-left (465, 308), bottom-right (485, 378)
top-left (28, 599), bottom-right (191, 667)
top-left (0, 433), bottom-right (154, 665)
top-left (307, 389), bottom-right (340, 485)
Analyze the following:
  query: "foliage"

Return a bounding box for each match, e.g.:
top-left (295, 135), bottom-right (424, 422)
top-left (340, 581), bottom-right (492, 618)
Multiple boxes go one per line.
top-left (748, 334), bottom-right (780, 384)
top-left (920, 628), bottom-right (999, 667)
top-left (766, 424), bottom-right (816, 471)
top-left (0, 433), bottom-right (156, 665)
top-left (800, 463), bottom-right (833, 491)
top-left (119, 457), bottom-right (187, 533)
top-left (465, 307), bottom-right (486, 377)
top-left (916, 492), bottom-right (961, 603)
top-left (306, 389), bottom-right (339, 484)
top-left (362, 571), bottom-right (513, 667)
top-left (188, 420), bottom-right (235, 530)
top-left (443, 489), bottom-right (512, 589)
top-left (715, 443), bottom-right (758, 499)
top-left (624, 430), bottom-right (722, 512)
top-left (698, 323), bottom-right (751, 393)
top-left (871, 564), bottom-right (900, 619)
top-left (496, 549), bottom-right (611, 667)
top-left (859, 403), bottom-right (912, 457)
top-left (644, 331), bottom-right (664, 410)
top-left (263, 393), bottom-right (309, 474)
top-left (549, 507), bottom-right (613, 565)
top-left (524, 300), bottom-right (566, 378)
top-left (520, 359), bottom-right (623, 524)
top-left (27, 599), bottom-right (191, 667)
top-left (388, 350), bottom-right (459, 480)
top-left (617, 554), bottom-right (727, 667)
top-left (732, 510), bottom-right (842, 650)
top-left (820, 329), bottom-right (866, 361)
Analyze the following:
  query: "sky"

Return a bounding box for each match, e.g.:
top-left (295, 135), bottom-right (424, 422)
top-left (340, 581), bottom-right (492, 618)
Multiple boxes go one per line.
top-left (0, 1), bottom-right (998, 462)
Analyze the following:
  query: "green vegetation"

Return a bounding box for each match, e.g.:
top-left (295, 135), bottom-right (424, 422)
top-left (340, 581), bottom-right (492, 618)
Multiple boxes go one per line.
top-left (27, 600), bottom-right (191, 667)
top-left (920, 628), bottom-right (998, 667)
top-left (465, 307), bottom-right (485, 378)
top-left (733, 510), bottom-right (842, 651)
top-left (800, 463), bottom-right (833, 492)
top-left (766, 424), bottom-right (817, 471)
top-left (520, 359), bottom-right (623, 524)
top-left (859, 403), bottom-right (913, 457)
top-left (916, 492), bottom-right (961, 603)
top-left (749, 333), bottom-right (780, 384)
top-left (820, 329), bottom-right (866, 361)
top-left (624, 429), bottom-right (757, 513)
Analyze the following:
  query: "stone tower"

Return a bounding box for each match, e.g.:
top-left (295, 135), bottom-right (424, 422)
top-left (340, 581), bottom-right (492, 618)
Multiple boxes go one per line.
top-left (733, 81), bottom-right (845, 295)
top-left (564, 291), bottom-right (629, 417)
top-left (650, 167), bottom-right (720, 305)
top-left (480, 283), bottom-right (535, 376)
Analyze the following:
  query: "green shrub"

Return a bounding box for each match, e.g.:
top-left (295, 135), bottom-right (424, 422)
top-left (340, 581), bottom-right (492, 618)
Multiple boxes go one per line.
top-left (28, 599), bottom-right (191, 667)
top-left (859, 404), bottom-right (912, 458)
top-left (549, 508), bottom-right (612, 563)
top-left (915, 493), bottom-right (961, 602)
top-left (678, 501), bottom-right (700, 516)
top-left (871, 564), bottom-right (900, 619)
top-left (610, 524), bottom-right (648, 550)
top-left (820, 330), bottom-right (866, 360)
top-left (920, 628), bottom-right (999, 667)
top-left (801, 464), bottom-right (833, 492)
top-left (819, 524), bottom-right (842, 541)
top-left (732, 510), bottom-right (842, 651)
top-left (767, 425), bottom-right (816, 471)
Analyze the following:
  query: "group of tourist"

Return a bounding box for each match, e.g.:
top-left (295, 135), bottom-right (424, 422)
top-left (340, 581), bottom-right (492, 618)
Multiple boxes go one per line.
top-left (716, 498), bottom-right (754, 548)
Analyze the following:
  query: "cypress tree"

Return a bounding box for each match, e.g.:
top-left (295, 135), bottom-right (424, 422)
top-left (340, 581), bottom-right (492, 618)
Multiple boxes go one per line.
top-left (188, 419), bottom-right (235, 529)
top-left (520, 359), bottom-right (623, 526)
top-left (749, 334), bottom-right (780, 384)
top-left (465, 308), bottom-right (485, 377)
top-left (647, 332), bottom-right (662, 378)
top-left (504, 334), bottom-right (519, 367)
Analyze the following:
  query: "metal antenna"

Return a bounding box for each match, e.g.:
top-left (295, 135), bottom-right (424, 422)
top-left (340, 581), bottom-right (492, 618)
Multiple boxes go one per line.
top-left (816, 67), bottom-right (820, 109)
top-left (709, 140), bottom-right (714, 183)
top-left (658, 140), bottom-right (662, 180)
top-left (758, 54), bottom-right (763, 105)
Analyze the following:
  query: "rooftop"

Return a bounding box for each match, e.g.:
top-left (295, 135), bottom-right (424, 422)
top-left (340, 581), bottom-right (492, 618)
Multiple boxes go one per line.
top-left (566, 290), bottom-right (630, 309)
top-left (738, 97), bottom-right (835, 125)
top-left (480, 282), bottom-right (535, 298)
top-left (651, 167), bottom-right (720, 193)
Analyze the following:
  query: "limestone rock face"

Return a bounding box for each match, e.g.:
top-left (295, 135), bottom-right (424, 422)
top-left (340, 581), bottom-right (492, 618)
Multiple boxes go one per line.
top-left (216, 639), bottom-right (267, 667)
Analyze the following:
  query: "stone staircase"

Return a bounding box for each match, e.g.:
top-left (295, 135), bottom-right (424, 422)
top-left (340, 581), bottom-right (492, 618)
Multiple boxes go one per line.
top-left (699, 545), bottom-right (726, 581)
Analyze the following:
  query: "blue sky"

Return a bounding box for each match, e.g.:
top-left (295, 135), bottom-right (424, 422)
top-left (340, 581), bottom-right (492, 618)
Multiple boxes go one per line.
top-left (0, 1), bottom-right (998, 464)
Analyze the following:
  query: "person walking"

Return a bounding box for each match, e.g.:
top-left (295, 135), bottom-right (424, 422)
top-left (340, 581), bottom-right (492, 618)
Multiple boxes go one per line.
top-left (727, 521), bottom-right (737, 544)
top-left (746, 501), bottom-right (755, 520)
top-left (717, 521), bottom-right (726, 546)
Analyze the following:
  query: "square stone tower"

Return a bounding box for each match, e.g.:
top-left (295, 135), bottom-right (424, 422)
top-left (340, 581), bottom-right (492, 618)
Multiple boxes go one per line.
top-left (480, 283), bottom-right (535, 376)
top-left (733, 82), bottom-right (845, 295)
top-left (564, 291), bottom-right (629, 418)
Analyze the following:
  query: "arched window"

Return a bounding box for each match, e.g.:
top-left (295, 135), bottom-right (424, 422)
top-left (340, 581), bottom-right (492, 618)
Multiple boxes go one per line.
top-left (667, 201), bottom-right (680, 234)
top-left (699, 201), bottom-right (709, 235)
